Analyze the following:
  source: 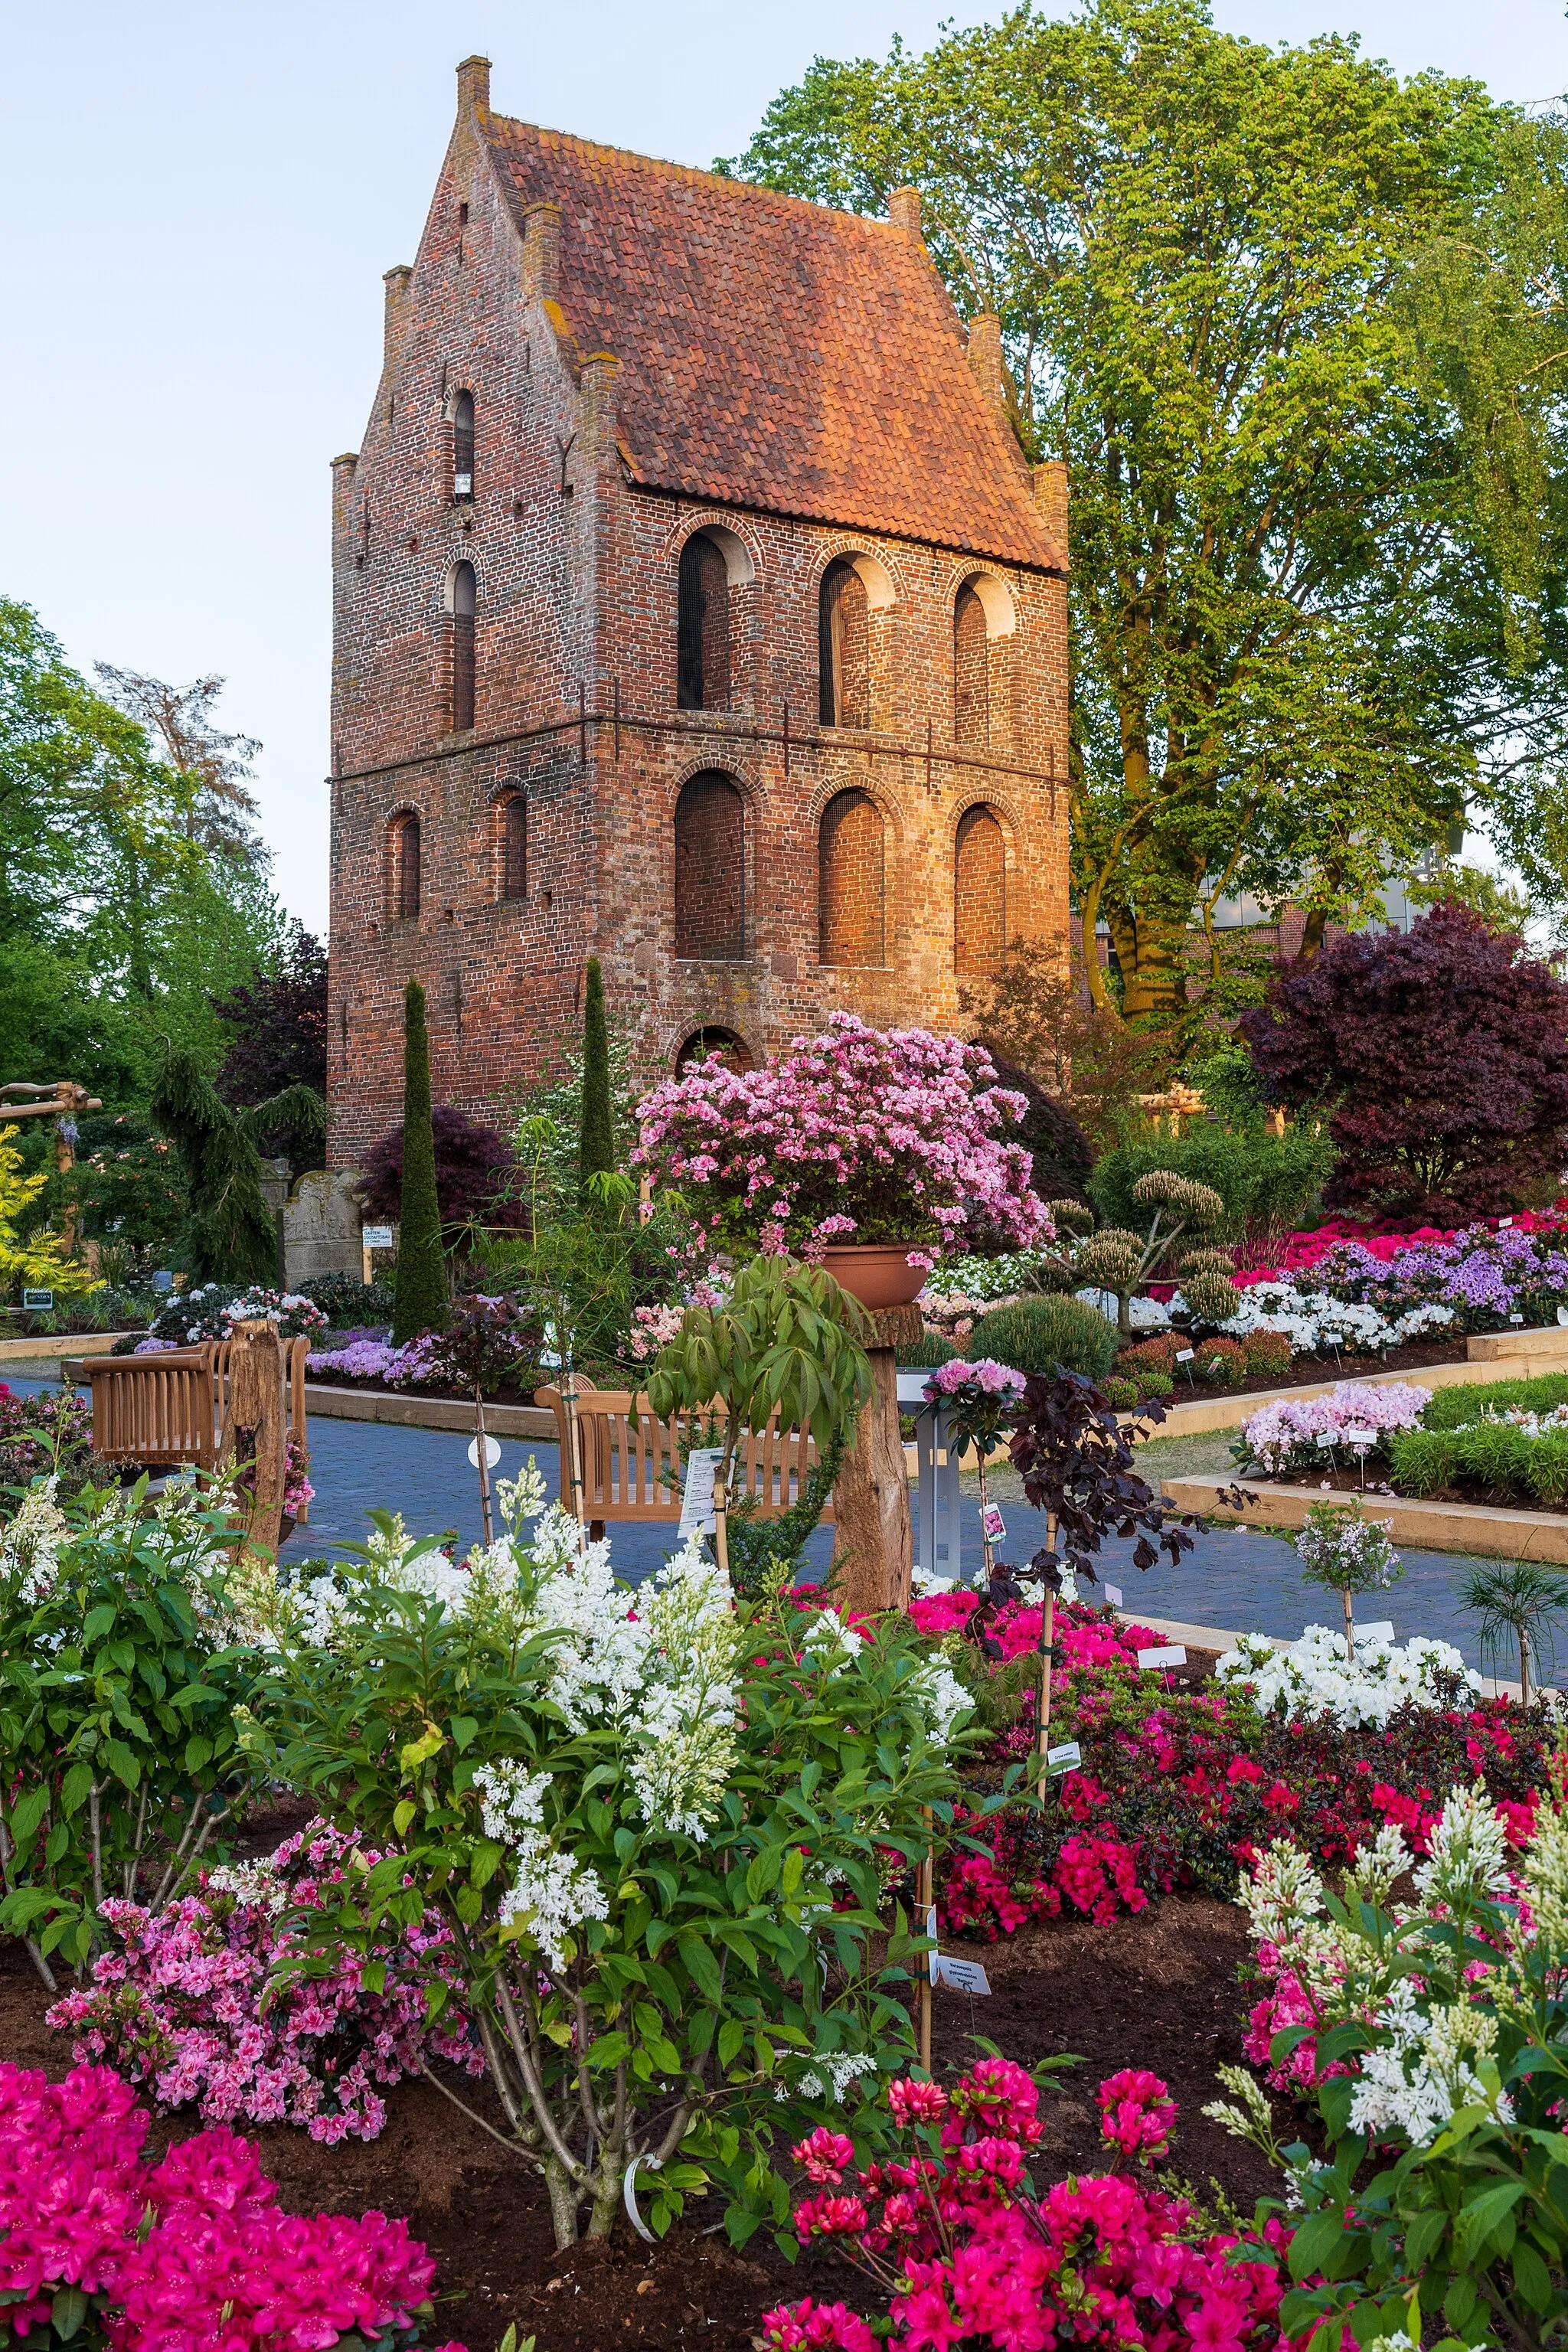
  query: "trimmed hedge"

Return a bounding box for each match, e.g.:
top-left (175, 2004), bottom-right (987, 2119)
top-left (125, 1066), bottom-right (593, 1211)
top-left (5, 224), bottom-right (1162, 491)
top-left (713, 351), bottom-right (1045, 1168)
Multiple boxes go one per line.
top-left (1389, 1375), bottom-right (1568, 1504)
top-left (1419, 1374), bottom-right (1568, 1430)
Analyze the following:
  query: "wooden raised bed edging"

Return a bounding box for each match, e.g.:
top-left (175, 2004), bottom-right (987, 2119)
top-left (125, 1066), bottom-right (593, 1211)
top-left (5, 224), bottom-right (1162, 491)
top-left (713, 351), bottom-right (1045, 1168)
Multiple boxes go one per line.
top-left (1163, 1472), bottom-right (1568, 1566)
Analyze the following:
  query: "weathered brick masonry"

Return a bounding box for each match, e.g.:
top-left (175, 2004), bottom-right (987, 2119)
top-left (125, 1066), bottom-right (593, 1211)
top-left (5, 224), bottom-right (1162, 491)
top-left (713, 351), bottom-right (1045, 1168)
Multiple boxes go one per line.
top-left (327, 57), bottom-right (1070, 1165)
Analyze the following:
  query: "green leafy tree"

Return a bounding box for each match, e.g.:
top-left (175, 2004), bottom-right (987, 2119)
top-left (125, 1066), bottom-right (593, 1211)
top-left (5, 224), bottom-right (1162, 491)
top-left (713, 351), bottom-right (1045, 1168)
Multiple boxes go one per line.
top-left (392, 978), bottom-right (449, 1341)
top-left (723, 2), bottom-right (1520, 1021)
top-left (578, 955), bottom-right (616, 1201)
top-left (149, 1047), bottom-right (325, 1286)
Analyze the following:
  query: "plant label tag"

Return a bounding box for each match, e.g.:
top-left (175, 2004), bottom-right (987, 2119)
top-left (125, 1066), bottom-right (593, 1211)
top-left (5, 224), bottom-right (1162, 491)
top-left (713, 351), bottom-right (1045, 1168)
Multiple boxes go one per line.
top-left (926, 1903), bottom-right (939, 1982)
top-left (1314, 1432), bottom-right (1338, 1448)
top-left (1174, 1348), bottom-right (1194, 1362)
top-left (1138, 1644), bottom-right (1187, 1670)
top-left (980, 1502), bottom-right (1006, 1543)
top-left (361, 1224), bottom-right (394, 1250)
top-left (934, 1955), bottom-right (991, 1995)
top-left (1558, 1307), bottom-right (1568, 1328)
top-left (678, 1447), bottom-right (724, 1537)
top-left (1104, 1583), bottom-right (1124, 1607)
top-left (1047, 1740), bottom-right (1082, 1773)
top-left (1510, 1312), bottom-right (1524, 1324)
top-left (1344, 1426), bottom-right (1376, 1449)
top-left (1499, 1217), bottom-right (1514, 1228)
top-left (467, 1434), bottom-right (502, 1469)
top-left (1359, 1620), bottom-right (1394, 1640)
top-left (21, 1289), bottom-right (52, 1311)
top-left (152, 1269), bottom-right (174, 1294)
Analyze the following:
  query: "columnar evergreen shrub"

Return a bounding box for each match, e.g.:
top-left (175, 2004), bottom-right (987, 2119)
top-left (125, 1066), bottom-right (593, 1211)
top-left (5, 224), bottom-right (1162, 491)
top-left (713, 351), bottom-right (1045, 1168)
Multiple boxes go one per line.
top-left (577, 954), bottom-right (616, 1199)
top-left (390, 979), bottom-right (449, 1342)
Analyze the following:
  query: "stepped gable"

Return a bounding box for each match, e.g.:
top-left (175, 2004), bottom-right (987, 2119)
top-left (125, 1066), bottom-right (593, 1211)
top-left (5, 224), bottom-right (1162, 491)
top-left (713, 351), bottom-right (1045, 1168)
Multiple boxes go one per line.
top-left (487, 117), bottom-right (1063, 572)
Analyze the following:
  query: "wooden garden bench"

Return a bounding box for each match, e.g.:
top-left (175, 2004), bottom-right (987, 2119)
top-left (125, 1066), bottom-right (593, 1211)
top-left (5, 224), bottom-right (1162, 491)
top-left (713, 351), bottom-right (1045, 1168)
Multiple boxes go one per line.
top-left (82, 1337), bottom-right (310, 1515)
top-left (535, 1377), bottom-right (835, 1537)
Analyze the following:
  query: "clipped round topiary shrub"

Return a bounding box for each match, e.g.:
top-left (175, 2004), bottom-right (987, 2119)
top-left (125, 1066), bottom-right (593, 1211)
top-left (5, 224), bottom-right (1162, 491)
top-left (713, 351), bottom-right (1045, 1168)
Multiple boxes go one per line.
top-left (1192, 1334), bottom-right (1248, 1387)
top-left (1243, 1328), bottom-right (1292, 1380)
top-left (1117, 1334), bottom-right (1178, 1378)
top-left (969, 1294), bottom-right (1119, 1383)
top-left (1106, 1370), bottom-right (1174, 1410)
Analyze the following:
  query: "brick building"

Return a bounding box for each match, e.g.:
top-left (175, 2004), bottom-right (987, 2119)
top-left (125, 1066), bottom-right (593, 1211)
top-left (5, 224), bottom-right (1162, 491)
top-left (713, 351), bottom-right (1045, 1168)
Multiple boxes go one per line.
top-left (327, 57), bottom-right (1070, 1164)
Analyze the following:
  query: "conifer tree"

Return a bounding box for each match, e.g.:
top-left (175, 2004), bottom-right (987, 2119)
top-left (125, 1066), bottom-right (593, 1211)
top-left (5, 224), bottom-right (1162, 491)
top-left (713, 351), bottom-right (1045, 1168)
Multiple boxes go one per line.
top-left (392, 977), bottom-right (449, 1341)
top-left (578, 956), bottom-right (616, 1203)
top-left (149, 1046), bottom-right (278, 1285)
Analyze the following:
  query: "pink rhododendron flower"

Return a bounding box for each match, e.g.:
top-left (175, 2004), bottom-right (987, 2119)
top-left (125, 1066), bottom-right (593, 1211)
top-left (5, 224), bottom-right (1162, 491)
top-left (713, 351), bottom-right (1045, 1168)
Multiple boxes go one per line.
top-left (1097, 2069), bottom-right (1177, 2164)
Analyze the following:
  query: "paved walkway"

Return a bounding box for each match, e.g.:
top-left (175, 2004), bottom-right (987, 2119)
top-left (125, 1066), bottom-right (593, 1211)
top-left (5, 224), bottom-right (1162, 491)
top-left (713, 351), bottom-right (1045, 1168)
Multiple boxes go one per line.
top-left (4, 1373), bottom-right (1524, 1674)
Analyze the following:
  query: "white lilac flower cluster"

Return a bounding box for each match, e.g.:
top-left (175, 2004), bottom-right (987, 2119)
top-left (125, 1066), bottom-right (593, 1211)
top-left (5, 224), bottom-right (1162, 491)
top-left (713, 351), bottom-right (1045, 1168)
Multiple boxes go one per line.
top-left (1223, 1792), bottom-right (1523, 2152)
top-left (473, 1762), bottom-right (612, 1971)
top-left (1215, 1622), bottom-right (1480, 1728)
top-left (1218, 1281), bottom-right (1456, 1357)
top-left (0, 1477), bottom-right (69, 1602)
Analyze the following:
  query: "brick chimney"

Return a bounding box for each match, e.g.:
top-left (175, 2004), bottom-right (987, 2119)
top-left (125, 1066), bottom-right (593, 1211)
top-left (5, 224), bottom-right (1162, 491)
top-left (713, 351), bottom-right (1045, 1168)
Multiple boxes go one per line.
top-left (1032, 460), bottom-right (1069, 560)
top-left (967, 312), bottom-right (1004, 410)
top-left (383, 265), bottom-right (413, 369)
top-left (456, 55), bottom-right (491, 122)
top-left (888, 186), bottom-right (923, 239)
top-left (523, 202), bottom-right (562, 301)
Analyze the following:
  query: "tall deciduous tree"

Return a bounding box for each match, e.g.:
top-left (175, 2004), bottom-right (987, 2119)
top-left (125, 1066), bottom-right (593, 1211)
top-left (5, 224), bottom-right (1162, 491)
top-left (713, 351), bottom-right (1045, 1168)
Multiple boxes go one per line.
top-left (722, 1), bottom-right (1523, 1018)
top-left (392, 978), bottom-right (450, 1341)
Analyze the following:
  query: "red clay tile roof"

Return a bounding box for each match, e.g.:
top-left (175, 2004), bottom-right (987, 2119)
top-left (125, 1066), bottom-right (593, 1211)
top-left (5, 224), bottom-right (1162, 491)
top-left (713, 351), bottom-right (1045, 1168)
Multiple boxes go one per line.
top-left (487, 119), bottom-right (1063, 573)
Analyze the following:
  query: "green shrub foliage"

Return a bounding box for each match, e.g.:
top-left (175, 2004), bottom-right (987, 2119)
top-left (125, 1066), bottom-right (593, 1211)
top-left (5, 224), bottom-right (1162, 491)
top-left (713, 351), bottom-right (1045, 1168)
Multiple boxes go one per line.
top-left (1090, 1121), bottom-right (1334, 1246)
top-left (970, 1293), bottom-right (1119, 1381)
top-left (391, 978), bottom-right (449, 1343)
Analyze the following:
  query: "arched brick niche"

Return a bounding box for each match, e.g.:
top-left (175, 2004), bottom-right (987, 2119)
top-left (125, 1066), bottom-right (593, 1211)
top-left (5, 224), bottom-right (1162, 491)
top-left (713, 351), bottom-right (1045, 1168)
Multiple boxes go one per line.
top-left (674, 769), bottom-right (746, 959)
top-left (818, 786), bottom-right (887, 968)
top-left (953, 571), bottom-right (1015, 753)
top-left (954, 802), bottom-right (1010, 974)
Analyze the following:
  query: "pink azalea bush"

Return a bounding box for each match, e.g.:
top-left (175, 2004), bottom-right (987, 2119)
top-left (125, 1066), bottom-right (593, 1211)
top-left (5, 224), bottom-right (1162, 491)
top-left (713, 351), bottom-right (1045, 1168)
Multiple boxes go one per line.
top-left (1236, 1380), bottom-right (1431, 1475)
top-left (760, 2060), bottom-right (1294, 2352)
top-left (46, 1821), bottom-right (482, 2144)
top-left (0, 2060), bottom-right (461, 2352)
top-left (633, 1014), bottom-right (1048, 1263)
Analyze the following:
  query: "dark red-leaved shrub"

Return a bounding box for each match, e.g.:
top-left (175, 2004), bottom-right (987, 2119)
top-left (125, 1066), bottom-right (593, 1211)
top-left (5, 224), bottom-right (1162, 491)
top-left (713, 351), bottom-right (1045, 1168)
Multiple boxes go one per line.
top-left (1240, 901), bottom-right (1568, 1220)
top-left (355, 1105), bottom-right (524, 1236)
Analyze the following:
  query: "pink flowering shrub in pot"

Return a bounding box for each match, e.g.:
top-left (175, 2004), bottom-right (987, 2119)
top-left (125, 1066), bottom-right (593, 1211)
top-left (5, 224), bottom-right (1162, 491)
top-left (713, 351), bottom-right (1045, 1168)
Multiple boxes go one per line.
top-left (761, 2058), bottom-right (1294, 2352)
top-left (0, 2059), bottom-right (463, 2352)
top-left (634, 1014), bottom-right (1049, 1282)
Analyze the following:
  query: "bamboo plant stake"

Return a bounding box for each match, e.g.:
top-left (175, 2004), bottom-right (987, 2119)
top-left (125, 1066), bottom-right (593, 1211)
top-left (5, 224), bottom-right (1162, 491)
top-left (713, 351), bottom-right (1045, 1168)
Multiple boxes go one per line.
top-left (474, 1384), bottom-right (494, 1546)
top-left (916, 1819), bottom-right (934, 2073)
top-left (1035, 1512), bottom-right (1059, 1799)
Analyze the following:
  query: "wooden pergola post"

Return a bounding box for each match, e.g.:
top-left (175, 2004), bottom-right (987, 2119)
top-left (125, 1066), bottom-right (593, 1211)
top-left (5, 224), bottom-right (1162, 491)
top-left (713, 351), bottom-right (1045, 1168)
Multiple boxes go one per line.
top-left (833, 1302), bottom-right (922, 1618)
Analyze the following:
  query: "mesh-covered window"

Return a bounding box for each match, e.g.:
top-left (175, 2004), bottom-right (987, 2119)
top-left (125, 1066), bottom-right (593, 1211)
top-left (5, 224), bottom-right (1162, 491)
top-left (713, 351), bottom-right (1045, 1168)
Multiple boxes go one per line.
top-left (677, 534), bottom-right (730, 711)
top-left (453, 390), bottom-right (475, 501)
top-left (451, 561), bottom-right (476, 732)
top-left (389, 812), bottom-right (421, 921)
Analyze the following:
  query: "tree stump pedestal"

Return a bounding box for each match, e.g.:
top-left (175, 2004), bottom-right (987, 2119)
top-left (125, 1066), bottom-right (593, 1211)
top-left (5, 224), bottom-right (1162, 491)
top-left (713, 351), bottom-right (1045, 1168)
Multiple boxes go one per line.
top-left (832, 1303), bottom-right (923, 1618)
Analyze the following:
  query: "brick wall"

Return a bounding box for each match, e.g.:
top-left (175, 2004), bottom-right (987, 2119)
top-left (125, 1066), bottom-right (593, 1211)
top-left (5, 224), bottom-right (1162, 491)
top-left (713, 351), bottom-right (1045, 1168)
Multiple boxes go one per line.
top-left (325, 86), bottom-right (1072, 1165)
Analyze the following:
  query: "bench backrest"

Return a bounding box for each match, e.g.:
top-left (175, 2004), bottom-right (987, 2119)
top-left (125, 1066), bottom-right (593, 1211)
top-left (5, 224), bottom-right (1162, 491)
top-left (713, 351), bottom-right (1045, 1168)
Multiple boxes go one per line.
top-left (535, 1380), bottom-right (834, 1526)
top-left (85, 1337), bottom-right (310, 1481)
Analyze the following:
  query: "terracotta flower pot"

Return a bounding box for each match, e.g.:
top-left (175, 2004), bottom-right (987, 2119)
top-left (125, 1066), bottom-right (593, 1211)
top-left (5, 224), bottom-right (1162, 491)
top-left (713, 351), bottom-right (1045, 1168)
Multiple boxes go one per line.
top-left (821, 1244), bottom-right (928, 1310)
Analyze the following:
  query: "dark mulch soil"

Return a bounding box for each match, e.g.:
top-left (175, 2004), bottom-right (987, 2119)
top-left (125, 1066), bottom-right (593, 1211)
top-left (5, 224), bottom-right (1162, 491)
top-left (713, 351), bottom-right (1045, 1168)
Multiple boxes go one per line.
top-left (1, 1851), bottom-right (1278, 2352)
top-left (1159, 1336), bottom-right (1467, 1406)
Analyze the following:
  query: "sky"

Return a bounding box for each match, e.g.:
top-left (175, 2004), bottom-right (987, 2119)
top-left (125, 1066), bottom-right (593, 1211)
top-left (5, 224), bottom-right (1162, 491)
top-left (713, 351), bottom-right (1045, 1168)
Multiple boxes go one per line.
top-left (4, 0), bottom-right (1566, 942)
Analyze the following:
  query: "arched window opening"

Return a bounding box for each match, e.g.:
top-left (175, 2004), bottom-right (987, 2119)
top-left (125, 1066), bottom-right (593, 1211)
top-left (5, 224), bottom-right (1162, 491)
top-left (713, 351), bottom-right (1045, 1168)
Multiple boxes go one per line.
top-left (449, 561), bottom-right (476, 733)
top-left (677, 534), bottom-right (731, 712)
top-left (389, 812), bottom-right (421, 922)
top-left (494, 790), bottom-right (526, 901)
top-left (955, 804), bottom-right (1008, 975)
top-left (954, 583), bottom-right (990, 746)
top-left (818, 560), bottom-right (870, 730)
top-left (818, 787), bottom-right (886, 968)
top-left (674, 771), bottom-right (745, 959)
top-left (675, 1026), bottom-right (753, 1076)
top-left (453, 390), bottom-right (475, 501)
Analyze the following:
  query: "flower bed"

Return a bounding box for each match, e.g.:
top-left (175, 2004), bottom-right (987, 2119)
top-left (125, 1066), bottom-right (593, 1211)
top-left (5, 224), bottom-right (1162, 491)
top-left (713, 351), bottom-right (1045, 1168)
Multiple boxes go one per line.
top-left (1233, 1379), bottom-right (1432, 1473)
top-left (916, 1594), bottom-right (1553, 1941)
top-left (0, 2060), bottom-right (459, 2352)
